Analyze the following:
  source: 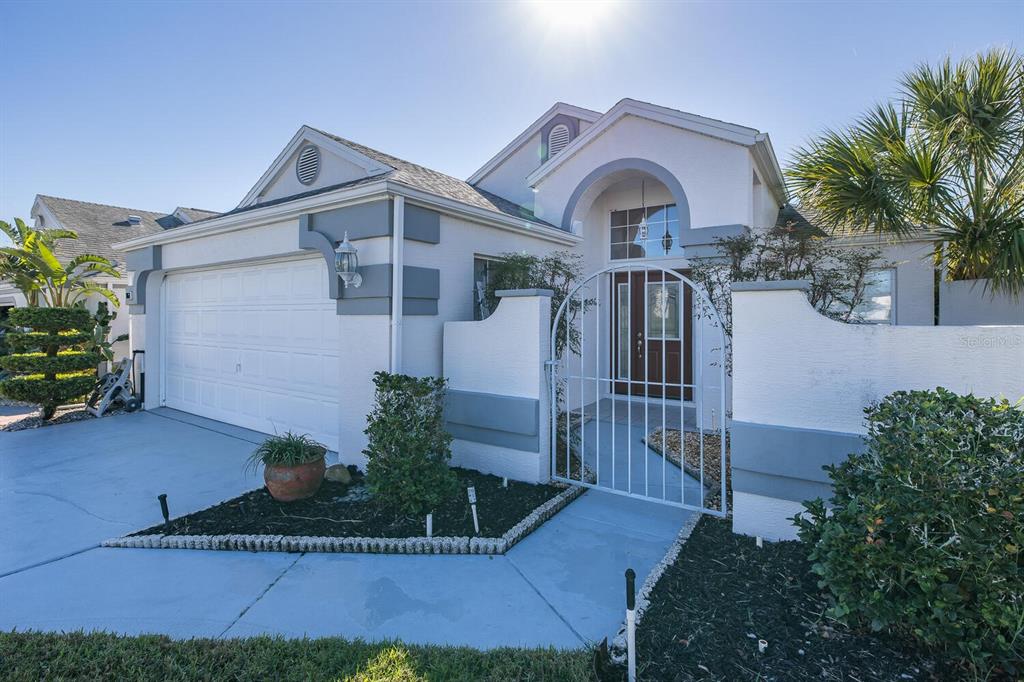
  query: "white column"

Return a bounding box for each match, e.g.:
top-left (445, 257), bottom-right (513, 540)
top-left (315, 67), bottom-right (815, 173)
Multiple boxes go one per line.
top-left (390, 195), bottom-right (405, 373)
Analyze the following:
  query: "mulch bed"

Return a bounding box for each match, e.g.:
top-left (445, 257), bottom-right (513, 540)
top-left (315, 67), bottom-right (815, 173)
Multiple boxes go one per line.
top-left (131, 468), bottom-right (566, 540)
top-left (622, 516), bottom-right (945, 681)
top-left (645, 428), bottom-right (731, 508)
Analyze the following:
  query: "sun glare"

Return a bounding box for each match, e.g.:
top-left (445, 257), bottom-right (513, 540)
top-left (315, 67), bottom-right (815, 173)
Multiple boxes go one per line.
top-left (525, 0), bottom-right (618, 37)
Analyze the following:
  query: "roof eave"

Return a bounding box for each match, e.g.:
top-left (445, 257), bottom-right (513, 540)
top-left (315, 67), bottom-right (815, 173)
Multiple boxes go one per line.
top-left (113, 177), bottom-right (577, 253)
top-left (526, 99), bottom-right (767, 187)
top-left (467, 102), bottom-right (603, 186)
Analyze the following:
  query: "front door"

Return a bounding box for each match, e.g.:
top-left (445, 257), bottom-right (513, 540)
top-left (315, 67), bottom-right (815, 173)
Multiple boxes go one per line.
top-left (612, 270), bottom-right (693, 400)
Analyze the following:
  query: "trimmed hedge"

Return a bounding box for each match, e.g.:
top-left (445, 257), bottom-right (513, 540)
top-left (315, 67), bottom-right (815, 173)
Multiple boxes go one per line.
top-left (8, 306), bottom-right (92, 333)
top-left (364, 371), bottom-right (458, 516)
top-left (0, 307), bottom-right (96, 419)
top-left (0, 372), bottom-right (97, 406)
top-left (7, 331), bottom-right (93, 353)
top-left (796, 388), bottom-right (1024, 676)
top-left (0, 351), bottom-right (102, 374)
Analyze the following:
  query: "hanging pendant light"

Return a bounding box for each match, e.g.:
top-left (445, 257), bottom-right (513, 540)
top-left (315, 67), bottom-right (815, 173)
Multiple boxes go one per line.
top-left (637, 179), bottom-right (648, 241)
top-left (661, 222), bottom-right (673, 255)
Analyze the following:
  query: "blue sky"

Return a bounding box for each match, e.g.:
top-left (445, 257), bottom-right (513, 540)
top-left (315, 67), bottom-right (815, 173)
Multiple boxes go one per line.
top-left (0, 1), bottom-right (1019, 219)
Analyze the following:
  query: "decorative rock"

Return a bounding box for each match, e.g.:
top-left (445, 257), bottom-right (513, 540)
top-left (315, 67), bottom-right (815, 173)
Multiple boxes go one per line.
top-left (324, 464), bottom-right (352, 484)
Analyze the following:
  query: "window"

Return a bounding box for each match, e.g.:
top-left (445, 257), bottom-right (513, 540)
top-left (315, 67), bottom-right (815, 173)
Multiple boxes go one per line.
top-left (547, 124), bottom-right (570, 158)
top-left (473, 256), bottom-right (500, 320)
top-left (610, 203), bottom-right (683, 259)
top-left (853, 269), bottom-right (895, 324)
top-left (647, 282), bottom-right (681, 339)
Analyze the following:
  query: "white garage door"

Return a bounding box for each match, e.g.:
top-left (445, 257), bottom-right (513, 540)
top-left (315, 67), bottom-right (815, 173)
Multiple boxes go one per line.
top-left (162, 258), bottom-right (340, 448)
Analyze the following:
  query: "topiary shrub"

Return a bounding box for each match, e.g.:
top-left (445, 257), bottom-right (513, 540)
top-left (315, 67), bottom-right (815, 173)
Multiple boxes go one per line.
top-left (795, 387), bottom-right (1024, 676)
top-left (0, 307), bottom-right (98, 419)
top-left (363, 371), bottom-right (457, 516)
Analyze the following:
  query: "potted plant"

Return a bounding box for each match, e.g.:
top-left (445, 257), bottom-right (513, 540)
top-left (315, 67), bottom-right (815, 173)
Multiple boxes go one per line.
top-left (247, 432), bottom-right (327, 502)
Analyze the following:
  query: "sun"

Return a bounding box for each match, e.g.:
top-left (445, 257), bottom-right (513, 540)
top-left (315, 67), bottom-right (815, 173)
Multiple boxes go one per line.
top-left (525, 0), bottom-right (618, 37)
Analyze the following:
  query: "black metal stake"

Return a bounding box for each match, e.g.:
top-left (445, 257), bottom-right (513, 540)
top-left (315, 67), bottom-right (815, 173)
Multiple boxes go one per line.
top-left (625, 568), bottom-right (636, 682)
top-left (158, 493), bottom-right (170, 530)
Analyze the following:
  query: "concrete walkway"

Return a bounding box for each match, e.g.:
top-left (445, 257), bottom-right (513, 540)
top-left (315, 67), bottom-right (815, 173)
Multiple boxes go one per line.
top-left (0, 409), bottom-right (691, 649)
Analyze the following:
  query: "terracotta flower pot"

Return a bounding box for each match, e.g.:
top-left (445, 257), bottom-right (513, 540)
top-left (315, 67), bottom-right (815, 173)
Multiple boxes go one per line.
top-left (263, 456), bottom-right (326, 502)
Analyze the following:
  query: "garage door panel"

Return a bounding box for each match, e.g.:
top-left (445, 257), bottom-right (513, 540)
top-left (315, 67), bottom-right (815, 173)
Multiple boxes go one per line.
top-left (163, 258), bottom-right (339, 447)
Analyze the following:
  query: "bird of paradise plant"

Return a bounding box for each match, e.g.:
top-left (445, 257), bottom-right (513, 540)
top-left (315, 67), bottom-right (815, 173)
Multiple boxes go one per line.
top-left (0, 218), bottom-right (121, 308)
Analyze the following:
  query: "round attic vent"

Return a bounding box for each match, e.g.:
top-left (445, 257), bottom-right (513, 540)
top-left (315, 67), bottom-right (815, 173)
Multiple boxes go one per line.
top-left (296, 144), bottom-right (321, 185)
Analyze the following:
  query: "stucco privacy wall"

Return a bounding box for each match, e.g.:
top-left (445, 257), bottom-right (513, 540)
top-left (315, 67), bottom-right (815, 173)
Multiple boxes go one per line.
top-left (731, 281), bottom-right (1024, 541)
top-left (443, 290), bottom-right (552, 483)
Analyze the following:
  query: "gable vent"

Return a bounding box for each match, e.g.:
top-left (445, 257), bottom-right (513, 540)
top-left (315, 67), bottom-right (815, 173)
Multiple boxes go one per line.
top-left (296, 144), bottom-right (321, 185)
top-left (547, 124), bottom-right (571, 158)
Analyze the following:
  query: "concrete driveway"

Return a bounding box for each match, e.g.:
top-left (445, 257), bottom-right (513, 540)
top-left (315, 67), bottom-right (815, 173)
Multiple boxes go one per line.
top-left (0, 409), bottom-right (692, 649)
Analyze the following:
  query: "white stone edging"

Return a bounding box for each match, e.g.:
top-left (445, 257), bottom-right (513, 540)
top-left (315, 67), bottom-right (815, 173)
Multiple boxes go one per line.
top-left (609, 511), bottom-right (702, 662)
top-left (101, 485), bottom-right (584, 556)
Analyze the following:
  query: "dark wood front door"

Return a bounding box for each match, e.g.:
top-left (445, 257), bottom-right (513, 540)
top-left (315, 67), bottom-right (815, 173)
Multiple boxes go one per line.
top-left (612, 270), bottom-right (693, 400)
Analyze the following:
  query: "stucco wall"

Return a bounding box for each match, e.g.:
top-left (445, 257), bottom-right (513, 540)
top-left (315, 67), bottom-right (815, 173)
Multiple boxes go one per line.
top-left (534, 115), bottom-right (754, 234)
top-left (731, 282), bottom-right (1024, 540)
top-left (474, 132), bottom-right (542, 213)
top-left (443, 292), bottom-right (552, 483)
top-left (400, 212), bottom-right (570, 378)
top-left (940, 279), bottom-right (1024, 325)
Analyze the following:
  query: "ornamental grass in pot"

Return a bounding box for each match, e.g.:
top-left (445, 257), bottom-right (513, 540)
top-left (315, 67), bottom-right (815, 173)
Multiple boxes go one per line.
top-left (247, 432), bottom-right (327, 502)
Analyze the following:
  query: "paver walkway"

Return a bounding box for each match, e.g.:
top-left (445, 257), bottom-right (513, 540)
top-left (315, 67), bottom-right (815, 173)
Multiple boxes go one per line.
top-left (0, 409), bottom-right (691, 649)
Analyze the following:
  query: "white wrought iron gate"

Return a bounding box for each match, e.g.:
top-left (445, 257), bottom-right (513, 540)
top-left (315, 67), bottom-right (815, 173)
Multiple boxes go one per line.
top-left (549, 264), bottom-right (728, 516)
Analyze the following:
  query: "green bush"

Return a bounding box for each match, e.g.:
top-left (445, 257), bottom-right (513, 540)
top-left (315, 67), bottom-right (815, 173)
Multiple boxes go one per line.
top-left (795, 388), bottom-right (1024, 676)
top-left (363, 371), bottom-right (457, 516)
top-left (0, 307), bottom-right (97, 419)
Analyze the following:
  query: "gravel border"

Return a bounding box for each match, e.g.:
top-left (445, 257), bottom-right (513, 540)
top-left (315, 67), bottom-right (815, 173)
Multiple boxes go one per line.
top-left (102, 484), bottom-right (585, 556)
top-left (609, 510), bottom-right (702, 662)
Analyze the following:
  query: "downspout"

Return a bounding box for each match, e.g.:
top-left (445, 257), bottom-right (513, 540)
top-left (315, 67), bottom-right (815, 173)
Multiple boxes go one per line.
top-left (391, 195), bottom-right (404, 372)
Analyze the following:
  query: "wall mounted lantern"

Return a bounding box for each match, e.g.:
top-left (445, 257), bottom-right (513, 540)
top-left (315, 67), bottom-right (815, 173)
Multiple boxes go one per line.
top-left (334, 231), bottom-right (362, 288)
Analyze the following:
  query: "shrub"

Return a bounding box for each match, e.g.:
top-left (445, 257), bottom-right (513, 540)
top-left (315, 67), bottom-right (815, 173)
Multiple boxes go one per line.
top-left (363, 371), bottom-right (457, 516)
top-left (246, 431), bottom-right (326, 474)
top-left (795, 388), bottom-right (1024, 675)
top-left (0, 307), bottom-right (97, 418)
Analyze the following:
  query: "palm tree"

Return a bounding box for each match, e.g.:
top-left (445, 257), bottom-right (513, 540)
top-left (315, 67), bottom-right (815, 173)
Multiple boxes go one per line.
top-left (788, 48), bottom-right (1024, 296)
top-left (0, 218), bottom-right (121, 307)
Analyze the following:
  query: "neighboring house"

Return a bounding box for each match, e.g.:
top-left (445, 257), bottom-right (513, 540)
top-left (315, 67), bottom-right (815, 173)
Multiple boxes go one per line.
top-left (0, 196), bottom-right (218, 360)
top-left (777, 204), bottom-right (1024, 326)
top-left (113, 98), bottom-right (787, 467)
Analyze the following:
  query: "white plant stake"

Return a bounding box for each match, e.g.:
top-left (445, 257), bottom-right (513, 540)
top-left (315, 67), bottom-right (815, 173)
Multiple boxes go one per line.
top-left (467, 486), bottom-right (480, 535)
top-left (625, 568), bottom-right (637, 682)
top-left (756, 536), bottom-right (763, 549)
top-left (502, 477), bottom-right (508, 488)
top-left (426, 513), bottom-right (433, 539)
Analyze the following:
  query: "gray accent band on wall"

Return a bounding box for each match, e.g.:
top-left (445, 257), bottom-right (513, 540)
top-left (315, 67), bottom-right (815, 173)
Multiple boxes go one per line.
top-left (446, 389), bottom-right (540, 452)
top-left (124, 245), bottom-right (162, 314)
top-left (731, 280), bottom-right (811, 292)
top-left (335, 263), bottom-right (440, 316)
top-left (731, 420), bottom-right (866, 503)
top-left (307, 200), bottom-right (440, 244)
top-left (496, 288), bottom-right (554, 298)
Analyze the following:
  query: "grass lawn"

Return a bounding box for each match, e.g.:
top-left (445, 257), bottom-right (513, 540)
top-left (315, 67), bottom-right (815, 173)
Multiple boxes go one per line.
top-left (0, 632), bottom-right (597, 681)
top-left (630, 516), bottom-right (945, 681)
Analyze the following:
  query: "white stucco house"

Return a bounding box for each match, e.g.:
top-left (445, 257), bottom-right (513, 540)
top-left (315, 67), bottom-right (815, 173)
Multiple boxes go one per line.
top-left (112, 99), bottom-right (788, 473)
top-left (110, 98), bottom-right (1020, 492)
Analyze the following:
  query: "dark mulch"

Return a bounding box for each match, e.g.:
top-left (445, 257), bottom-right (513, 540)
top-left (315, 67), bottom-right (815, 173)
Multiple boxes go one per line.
top-left (132, 467), bottom-right (566, 539)
top-left (623, 517), bottom-right (946, 682)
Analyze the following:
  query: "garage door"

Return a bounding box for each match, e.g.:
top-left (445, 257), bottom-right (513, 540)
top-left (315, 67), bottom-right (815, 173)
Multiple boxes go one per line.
top-left (162, 258), bottom-right (340, 448)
